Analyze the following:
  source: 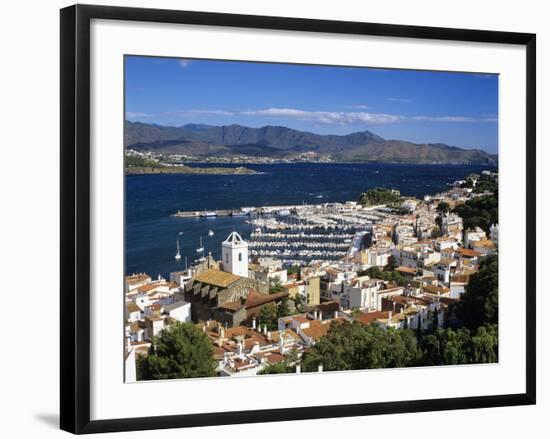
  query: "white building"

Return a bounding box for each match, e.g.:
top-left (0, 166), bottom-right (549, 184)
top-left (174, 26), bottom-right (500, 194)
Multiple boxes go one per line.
top-left (434, 237), bottom-right (459, 251)
top-left (249, 262), bottom-right (288, 284)
top-left (341, 277), bottom-right (404, 311)
top-left (125, 273), bottom-right (151, 294)
top-left (433, 259), bottom-right (456, 285)
top-left (361, 247), bottom-right (392, 267)
top-left (221, 231), bottom-right (249, 278)
top-left (164, 300), bottom-right (191, 323)
top-left (320, 268), bottom-right (357, 301)
top-left (125, 301), bottom-right (141, 322)
top-left (441, 213), bottom-right (464, 242)
top-left (394, 224), bottom-right (416, 244)
top-left (341, 277), bottom-right (383, 310)
top-left (464, 227), bottom-right (487, 248)
top-left (145, 316), bottom-right (165, 340)
top-left (401, 199), bottom-right (419, 213)
top-left (170, 269), bottom-right (193, 291)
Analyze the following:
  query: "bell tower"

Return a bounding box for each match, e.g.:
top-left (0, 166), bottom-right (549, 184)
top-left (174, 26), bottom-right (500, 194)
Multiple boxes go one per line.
top-left (221, 231), bottom-right (248, 277)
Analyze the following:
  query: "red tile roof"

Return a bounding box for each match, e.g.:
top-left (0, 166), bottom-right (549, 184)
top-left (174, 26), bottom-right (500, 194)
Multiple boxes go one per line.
top-left (356, 311), bottom-right (390, 326)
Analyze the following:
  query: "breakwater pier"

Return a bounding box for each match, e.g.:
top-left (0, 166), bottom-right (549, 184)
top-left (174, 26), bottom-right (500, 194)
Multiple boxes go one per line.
top-left (173, 201), bottom-right (382, 264)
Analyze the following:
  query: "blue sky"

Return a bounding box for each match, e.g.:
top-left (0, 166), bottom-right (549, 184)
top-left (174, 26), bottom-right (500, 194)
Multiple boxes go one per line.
top-left (125, 56), bottom-right (499, 153)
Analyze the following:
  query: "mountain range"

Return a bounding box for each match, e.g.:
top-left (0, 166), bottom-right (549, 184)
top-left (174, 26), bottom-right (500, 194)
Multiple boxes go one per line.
top-left (125, 121), bottom-right (498, 165)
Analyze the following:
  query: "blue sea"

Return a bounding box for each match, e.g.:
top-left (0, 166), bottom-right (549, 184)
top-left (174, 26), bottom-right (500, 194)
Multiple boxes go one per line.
top-left (125, 163), bottom-right (488, 278)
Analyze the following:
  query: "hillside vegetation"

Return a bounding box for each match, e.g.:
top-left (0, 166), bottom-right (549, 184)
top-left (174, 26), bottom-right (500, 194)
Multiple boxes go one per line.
top-left (125, 121), bottom-right (498, 165)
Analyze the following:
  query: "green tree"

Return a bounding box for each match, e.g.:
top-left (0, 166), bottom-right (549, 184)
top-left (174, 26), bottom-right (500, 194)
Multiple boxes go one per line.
top-left (269, 278), bottom-right (283, 293)
top-left (453, 195), bottom-right (498, 233)
top-left (301, 321), bottom-right (421, 372)
top-left (437, 201), bottom-right (450, 214)
top-left (439, 328), bottom-right (472, 365)
top-left (358, 265), bottom-right (408, 286)
top-left (415, 319), bottom-right (423, 341)
top-left (293, 294), bottom-right (305, 313)
top-left (360, 266), bottom-right (383, 278)
top-left (258, 361), bottom-right (294, 375)
top-left (431, 226), bottom-right (442, 238)
top-left (455, 254), bottom-right (498, 329)
top-left (421, 333), bottom-right (441, 365)
top-left (460, 179), bottom-right (475, 189)
top-left (385, 256), bottom-right (398, 271)
top-left (259, 303), bottom-right (279, 330)
top-left (135, 354), bottom-right (149, 381)
top-left (421, 328), bottom-right (469, 365)
top-left (125, 155), bottom-right (161, 168)
top-left (142, 322), bottom-right (216, 380)
top-left (472, 175), bottom-right (498, 194)
top-left (419, 326), bottom-right (497, 366)
top-left (431, 309), bottom-right (439, 330)
top-left (277, 299), bottom-right (291, 318)
top-left (470, 325), bottom-right (498, 364)
top-left (286, 265), bottom-right (302, 281)
top-left (358, 188), bottom-right (401, 207)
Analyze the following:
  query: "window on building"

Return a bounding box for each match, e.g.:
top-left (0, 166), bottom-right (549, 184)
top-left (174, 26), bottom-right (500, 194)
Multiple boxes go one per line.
top-left (225, 252), bottom-right (229, 263)
top-left (238, 253), bottom-right (242, 262)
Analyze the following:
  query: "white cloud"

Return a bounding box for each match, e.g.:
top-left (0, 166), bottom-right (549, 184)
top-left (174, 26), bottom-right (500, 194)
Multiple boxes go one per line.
top-left (242, 108), bottom-right (402, 125)
top-left (411, 115), bottom-right (498, 123)
top-left (171, 109), bottom-right (236, 116)
top-left (128, 107), bottom-right (497, 126)
top-left (388, 97), bottom-right (412, 103)
top-left (126, 111), bottom-right (153, 119)
top-left (240, 108), bottom-right (495, 125)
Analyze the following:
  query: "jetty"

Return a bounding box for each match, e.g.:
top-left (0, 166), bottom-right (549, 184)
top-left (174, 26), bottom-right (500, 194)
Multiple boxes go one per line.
top-left (172, 200), bottom-right (390, 264)
top-left (173, 204), bottom-right (301, 218)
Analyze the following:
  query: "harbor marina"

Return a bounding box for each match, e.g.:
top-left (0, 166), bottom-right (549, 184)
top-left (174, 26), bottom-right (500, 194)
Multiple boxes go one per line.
top-left (172, 201), bottom-right (385, 265)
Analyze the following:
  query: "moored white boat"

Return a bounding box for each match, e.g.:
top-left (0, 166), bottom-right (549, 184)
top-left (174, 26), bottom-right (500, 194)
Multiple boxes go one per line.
top-left (175, 239), bottom-right (181, 260)
top-left (196, 236), bottom-right (204, 253)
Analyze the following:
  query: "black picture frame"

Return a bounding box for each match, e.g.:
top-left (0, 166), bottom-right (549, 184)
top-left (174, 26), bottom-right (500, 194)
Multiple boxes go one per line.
top-left (60, 4), bottom-right (536, 434)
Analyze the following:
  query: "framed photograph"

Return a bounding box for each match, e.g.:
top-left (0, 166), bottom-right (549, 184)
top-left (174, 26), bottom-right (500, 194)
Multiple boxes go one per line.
top-left (60, 4), bottom-right (536, 434)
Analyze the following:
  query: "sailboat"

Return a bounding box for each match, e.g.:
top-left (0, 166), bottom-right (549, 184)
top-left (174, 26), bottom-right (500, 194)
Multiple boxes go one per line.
top-left (175, 239), bottom-right (181, 260)
top-left (196, 236), bottom-right (204, 253)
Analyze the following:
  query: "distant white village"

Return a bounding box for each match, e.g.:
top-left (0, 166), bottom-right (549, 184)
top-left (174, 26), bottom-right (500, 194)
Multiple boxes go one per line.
top-left (125, 170), bottom-right (499, 380)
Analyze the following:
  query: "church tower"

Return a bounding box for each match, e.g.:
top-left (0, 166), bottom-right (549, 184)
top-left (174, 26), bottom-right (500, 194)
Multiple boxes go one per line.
top-left (221, 231), bottom-right (248, 278)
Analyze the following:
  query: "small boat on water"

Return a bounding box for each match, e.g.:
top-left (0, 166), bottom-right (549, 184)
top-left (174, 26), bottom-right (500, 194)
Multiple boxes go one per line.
top-left (175, 239), bottom-right (181, 260)
top-left (231, 211), bottom-right (247, 217)
top-left (201, 210), bottom-right (217, 218)
top-left (208, 229), bottom-right (214, 237)
top-left (196, 236), bottom-right (204, 253)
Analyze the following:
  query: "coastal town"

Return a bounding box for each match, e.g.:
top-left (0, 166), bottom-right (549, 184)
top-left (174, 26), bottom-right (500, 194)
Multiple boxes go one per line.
top-left (124, 169), bottom-right (499, 381)
top-left (126, 147), bottom-right (335, 166)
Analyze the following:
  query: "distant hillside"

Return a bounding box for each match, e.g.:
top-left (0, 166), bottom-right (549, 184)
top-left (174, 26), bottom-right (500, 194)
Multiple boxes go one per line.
top-left (125, 121), bottom-right (497, 165)
top-left (126, 165), bottom-right (259, 176)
